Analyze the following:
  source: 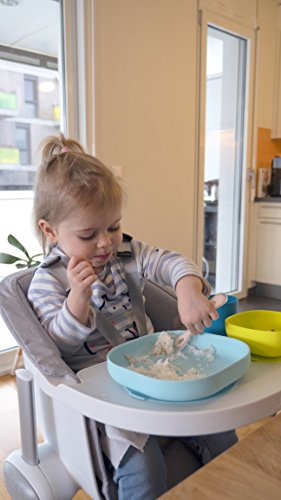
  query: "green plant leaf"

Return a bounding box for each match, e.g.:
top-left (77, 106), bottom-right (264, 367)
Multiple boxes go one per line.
top-left (30, 252), bottom-right (43, 261)
top-left (8, 234), bottom-right (30, 259)
top-left (28, 260), bottom-right (41, 268)
top-left (0, 252), bottom-right (23, 265)
top-left (15, 262), bottom-right (28, 269)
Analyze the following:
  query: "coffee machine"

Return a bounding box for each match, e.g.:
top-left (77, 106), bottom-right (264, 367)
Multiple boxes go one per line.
top-left (268, 156), bottom-right (281, 197)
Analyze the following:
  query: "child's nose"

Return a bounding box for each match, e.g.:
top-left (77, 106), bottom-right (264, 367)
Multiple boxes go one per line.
top-left (97, 231), bottom-right (111, 248)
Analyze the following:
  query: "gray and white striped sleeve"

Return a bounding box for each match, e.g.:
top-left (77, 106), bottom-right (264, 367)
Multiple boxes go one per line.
top-left (131, 239), bottom-right (211, 295)
top-left (28, 267), bottom-right (95, 353)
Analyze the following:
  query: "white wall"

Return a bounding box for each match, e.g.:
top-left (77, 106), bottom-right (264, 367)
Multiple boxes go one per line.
top-left (257, 0), bottom-right (279, 128)
top-left (94, 0), bottom-right (199, 258)
top-left (246, 0), bottom-right (279, 288)
top-left (93, 0), bottom-right (280, 291)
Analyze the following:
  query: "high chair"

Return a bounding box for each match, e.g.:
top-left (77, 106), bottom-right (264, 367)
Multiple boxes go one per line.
top-left (0, 267), bottom-right (188, 500)
top-left (1, 268), bottom-right (281, 500)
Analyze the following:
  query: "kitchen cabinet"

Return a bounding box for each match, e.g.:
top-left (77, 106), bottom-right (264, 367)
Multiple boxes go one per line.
top-left (255, 202), bottom-right (281, 284)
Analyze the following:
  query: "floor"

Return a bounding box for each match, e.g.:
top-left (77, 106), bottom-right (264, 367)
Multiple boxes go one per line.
top-left (0, 293), bottom-right (279, 499)
top-left (238, 293), bottom-right (281, 312)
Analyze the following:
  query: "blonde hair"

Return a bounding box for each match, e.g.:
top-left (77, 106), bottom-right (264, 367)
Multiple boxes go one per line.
top-left (33, 134), bottom-right (124, 252)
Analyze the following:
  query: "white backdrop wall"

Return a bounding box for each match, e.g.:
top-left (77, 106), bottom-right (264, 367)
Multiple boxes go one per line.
top-left (94, 0), bottom-right (199, 259)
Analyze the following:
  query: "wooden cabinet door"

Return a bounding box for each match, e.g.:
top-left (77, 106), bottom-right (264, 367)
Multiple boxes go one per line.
top-left (256, 219), bottom-right (281, 284)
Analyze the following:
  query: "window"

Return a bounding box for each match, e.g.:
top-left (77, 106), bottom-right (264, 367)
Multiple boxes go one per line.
top-left (24, 75), bottom-right (38, 118)
top-left (15, 124), bottom-right (31, 165)
top-left (0, 0), bottom-right (63, 357)
top-left (0, 49), bottom-right (60, 191)
top-left (0, 0), bottom-right (95, 364)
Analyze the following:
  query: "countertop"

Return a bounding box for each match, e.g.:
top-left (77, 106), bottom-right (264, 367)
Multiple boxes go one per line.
top-left (160, 411), bottom-right (281, 500)
top-left (255, 196), bottom-right (281, 202)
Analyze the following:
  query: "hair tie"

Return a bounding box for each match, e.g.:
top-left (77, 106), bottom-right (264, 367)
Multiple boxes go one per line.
top-left (61, 146), bottom-right (69, 154)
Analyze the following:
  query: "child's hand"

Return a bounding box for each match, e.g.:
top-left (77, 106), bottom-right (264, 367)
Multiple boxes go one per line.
top-left (66, 256), bottom-right (97, 326)
top-left (178, 293), bottom-right (218, 334)
top-left (176, 276), bottom-right (218, 334)
top-left (67, 256), bottom-right (97, 300)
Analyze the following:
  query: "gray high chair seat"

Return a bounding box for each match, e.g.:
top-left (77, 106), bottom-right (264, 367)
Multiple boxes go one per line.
top-left (1, 267), bottom-right (202, 500)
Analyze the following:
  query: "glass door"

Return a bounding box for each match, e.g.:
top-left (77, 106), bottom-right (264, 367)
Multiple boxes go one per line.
top-left (204, 26), bottom-right (247, 292)
top-left (198, 13), bottom-right (255, 296)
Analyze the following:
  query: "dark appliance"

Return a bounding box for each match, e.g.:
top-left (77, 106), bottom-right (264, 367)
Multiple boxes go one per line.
top-left (268, 156), bottom-right (281, 196)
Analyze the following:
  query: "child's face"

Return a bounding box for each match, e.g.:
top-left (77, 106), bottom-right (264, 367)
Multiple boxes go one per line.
top-left (40, 203), bottom-right (123, 272)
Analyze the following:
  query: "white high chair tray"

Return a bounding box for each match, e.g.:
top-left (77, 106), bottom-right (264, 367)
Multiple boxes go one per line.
top-left (49, 360), bottom-right (281, 436)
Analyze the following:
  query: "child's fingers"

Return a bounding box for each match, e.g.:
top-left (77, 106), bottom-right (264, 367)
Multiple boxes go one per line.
top-left (68, 255), bottom-right (91, 271)
top-left (82, 274), bottom-right (97, 287)
top-left (194, 321), bottom-right (205, 333)
top-left (183, 321), bottom-right (203, 335)
top-left (209, 309), bottom-right (219, 321)
top-left (204, 300), bottom-right (219, 322)
top-left (203, 316), bottom-right (212, 328)
top-left (73, 269), bottom-right (97, 289)
top-left (67, 257), bottom-right (97, 290)
top-left (182, 308), bottom-right (218, 333)
top-left (68, 258), bottom-right (95, 278)
top-left (75, 264), bottom-right (96, 280)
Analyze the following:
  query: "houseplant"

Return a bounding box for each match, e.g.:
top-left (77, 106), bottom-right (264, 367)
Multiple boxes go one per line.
top-left (0, 234), bottom-right (42, 373)
top-left (0, 234), bottom-right (42, 269)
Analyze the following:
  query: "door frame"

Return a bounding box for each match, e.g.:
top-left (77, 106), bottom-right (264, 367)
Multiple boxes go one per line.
top-left (62, 0), bottom-right (95, 153)
top-left (195, 8), bottom-right (257, 298)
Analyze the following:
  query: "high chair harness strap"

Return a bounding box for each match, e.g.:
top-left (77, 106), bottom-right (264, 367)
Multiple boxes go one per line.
top-left (117, 234), bottom-right (147, 337)
top-left (41, 234), bottom-right (147, 347)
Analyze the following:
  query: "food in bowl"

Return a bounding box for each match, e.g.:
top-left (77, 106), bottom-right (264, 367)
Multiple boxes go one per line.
top-left (125, 331), bottom-right (216, 380)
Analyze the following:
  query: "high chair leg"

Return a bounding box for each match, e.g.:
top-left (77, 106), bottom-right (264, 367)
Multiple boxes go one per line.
top-left (16, 369), bottom-right (39, 465)
top-left (3, 369), bottom-right (79, 500)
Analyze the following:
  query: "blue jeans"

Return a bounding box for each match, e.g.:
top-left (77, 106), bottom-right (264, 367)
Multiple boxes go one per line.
top-left (113, 431), bottom-right (238, 500)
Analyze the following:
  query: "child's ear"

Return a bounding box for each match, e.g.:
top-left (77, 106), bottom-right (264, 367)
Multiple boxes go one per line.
top-left (39, 219), bottom-right (58, 244)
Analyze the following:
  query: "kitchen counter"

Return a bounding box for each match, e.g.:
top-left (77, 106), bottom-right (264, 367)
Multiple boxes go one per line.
top-left (255, 200), bottom-right (281, 287)
top-left (255, 196), bottom-right (281, 202)
top-left (160, 411), bottom-right (281, 500)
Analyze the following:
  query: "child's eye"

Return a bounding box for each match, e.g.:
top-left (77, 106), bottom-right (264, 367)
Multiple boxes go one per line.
top-left (80, 232), bottom-right (96, 241)
top-left (108, 224), bottom-right (120, 232)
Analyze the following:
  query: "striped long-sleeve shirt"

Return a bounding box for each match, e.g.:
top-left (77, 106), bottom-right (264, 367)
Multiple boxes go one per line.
top-left (28, 237), bottom-right (210, 372)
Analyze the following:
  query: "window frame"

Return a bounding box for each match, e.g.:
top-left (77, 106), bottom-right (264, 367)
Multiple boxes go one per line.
top-left (62, 0), bottom-right (95, 153)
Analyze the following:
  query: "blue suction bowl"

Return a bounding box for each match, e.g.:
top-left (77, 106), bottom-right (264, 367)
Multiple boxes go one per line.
top-left (204, 295), bottom-right (238, 335)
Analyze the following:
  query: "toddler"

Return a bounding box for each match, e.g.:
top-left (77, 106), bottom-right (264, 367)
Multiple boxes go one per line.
top-left (28, 134), bottom-right (237, 500)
